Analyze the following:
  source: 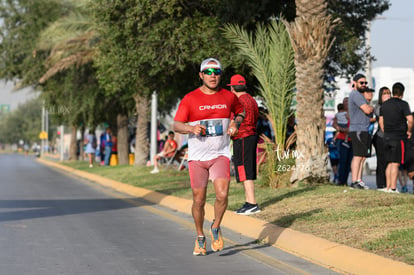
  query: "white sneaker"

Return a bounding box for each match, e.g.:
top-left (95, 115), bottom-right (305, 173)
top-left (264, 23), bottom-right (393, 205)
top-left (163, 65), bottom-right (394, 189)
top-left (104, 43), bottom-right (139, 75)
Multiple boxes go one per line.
top-left (357, 180), bottom-right (369, 189)
top-left (150, 168), bottom-right (159, 174)
top-left (377, 188), bottom-right (387, 192)
top-left (389, 189), bottom-right (400, 193)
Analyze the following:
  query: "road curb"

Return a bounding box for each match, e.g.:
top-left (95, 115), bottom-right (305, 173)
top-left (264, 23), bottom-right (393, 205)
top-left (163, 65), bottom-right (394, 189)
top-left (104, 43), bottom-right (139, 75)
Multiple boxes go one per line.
top-left (37, 158), bottom-right (414, 274)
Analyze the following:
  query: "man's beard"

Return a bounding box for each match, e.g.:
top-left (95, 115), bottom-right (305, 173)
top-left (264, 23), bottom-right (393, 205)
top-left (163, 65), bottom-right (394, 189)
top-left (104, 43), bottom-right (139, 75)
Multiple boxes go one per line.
top-left (203, 80), bottom-right (218, 90)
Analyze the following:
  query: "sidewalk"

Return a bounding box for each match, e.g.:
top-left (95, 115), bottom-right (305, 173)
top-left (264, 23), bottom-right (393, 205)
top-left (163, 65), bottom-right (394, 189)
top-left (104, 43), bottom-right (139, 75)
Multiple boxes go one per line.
top-left (38, 158), bottom-right (414, 275)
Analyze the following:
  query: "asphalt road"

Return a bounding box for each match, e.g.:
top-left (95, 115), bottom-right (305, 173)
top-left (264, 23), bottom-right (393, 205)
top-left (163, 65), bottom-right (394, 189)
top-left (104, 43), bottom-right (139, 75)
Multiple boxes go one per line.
top-left (0, 154), bottom-right (338, 275)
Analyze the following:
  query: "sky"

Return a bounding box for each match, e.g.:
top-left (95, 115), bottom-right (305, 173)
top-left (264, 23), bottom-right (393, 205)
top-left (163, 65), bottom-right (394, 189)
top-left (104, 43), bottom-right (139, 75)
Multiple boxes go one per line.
top-left (371, 0), bottom-right (414, 68)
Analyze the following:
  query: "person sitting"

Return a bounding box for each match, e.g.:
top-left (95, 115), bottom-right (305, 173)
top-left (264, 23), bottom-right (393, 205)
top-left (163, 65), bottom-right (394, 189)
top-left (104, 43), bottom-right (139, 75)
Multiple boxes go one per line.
top-left (150, 131), bottom-right (178, 174)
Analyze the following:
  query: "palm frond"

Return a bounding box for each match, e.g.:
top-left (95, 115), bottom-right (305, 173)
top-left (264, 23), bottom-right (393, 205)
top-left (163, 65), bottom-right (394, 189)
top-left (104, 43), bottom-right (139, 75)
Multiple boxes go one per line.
top-left (223, 20), bottom-right (295, 147)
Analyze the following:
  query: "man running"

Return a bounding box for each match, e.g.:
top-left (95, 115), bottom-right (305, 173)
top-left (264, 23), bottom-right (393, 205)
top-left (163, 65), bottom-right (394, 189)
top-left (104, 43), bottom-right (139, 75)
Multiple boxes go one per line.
top-left (173, 58), bottom-right (245, 255)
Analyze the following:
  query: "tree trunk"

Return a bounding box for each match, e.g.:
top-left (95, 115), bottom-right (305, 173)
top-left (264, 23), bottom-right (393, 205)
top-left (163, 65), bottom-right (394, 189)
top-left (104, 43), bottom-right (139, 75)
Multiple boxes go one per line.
top-left (286, 0), bottom-right (337, 184)
top-left (68, 125), bottom-right (78, 160)
top-left (133, 94), bottom-right (149, 166)
top-left (79, 125), bottom-right (85, 160)
top-left (117, 113), bottom-right (129, 165)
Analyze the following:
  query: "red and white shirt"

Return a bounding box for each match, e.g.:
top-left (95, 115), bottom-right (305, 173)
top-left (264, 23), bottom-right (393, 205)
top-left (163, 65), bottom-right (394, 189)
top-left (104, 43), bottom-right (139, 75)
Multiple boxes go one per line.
top-left (174, 87), bottom-right (244, 161)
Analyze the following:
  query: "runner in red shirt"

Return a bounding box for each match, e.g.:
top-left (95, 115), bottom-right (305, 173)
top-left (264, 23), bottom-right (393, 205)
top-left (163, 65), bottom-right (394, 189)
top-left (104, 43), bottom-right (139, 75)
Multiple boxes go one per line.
top-left (173, 58), bottom-right (245, 256)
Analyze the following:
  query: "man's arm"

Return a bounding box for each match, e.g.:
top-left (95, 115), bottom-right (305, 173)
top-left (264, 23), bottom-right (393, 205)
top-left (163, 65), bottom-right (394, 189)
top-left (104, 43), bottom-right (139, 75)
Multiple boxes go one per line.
top-left (227, 111), bottom-right (245, 137)
top-left (406, 114), bottom-right (413, 139)
top-left (379, 116), bottom-right (384, 133)
top-left (173, 121), bottom-right (205, 136)
top-left (360, 104), bottom-right (374, 115)
top-left (163, 141), bottom-right (176, 155)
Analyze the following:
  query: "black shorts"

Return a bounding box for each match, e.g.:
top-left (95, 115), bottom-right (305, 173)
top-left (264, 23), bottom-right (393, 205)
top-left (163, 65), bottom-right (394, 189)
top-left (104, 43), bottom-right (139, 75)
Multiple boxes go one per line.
top-left (232, 135), bottom-right (257, 182)
top-left (384, 137), bottom-right (406, 164)
top-left (349, 131), bottom-right (371, 157)
top-left (330, 158), bottom-right (339, 167)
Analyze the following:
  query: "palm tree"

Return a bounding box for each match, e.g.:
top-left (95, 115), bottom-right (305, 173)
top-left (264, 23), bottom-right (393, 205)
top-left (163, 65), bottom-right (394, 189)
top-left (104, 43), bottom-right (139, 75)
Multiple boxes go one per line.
top-left (284, 0), bottom-right (338, 183)
top-left (37, 0), bottom-right (133, 164)
top-left (36, 0), bottom-right (99, 161)
top-left (223, 20), bottom-right (296, 186)
top-left (37, 0), bottom-right (96, 83)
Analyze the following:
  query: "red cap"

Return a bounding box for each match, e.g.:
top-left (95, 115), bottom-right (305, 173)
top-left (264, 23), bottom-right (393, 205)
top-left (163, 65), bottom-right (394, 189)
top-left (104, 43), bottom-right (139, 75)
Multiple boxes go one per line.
top-left (227, 74), bottom-right (246, 86)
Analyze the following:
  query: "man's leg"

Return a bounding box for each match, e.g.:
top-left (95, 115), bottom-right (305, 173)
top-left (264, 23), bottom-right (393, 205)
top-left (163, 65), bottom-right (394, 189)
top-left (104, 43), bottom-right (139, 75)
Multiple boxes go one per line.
top-left (244, 180), bottom-right (256, 204)
top-left (104, 146), bottom-right (112, 165)
top-left (192, 187), bottom-right (207, 236)
top-left (388, 162), bottom-right (400, 190)
top-left (351, 156), bottom-right (363, 182)
top-left (211, 178), bottom-right (230, 228)
top-left (153, 155), bottom-right (159, 169)
top-left (357, 157), bottom-right (366, 181)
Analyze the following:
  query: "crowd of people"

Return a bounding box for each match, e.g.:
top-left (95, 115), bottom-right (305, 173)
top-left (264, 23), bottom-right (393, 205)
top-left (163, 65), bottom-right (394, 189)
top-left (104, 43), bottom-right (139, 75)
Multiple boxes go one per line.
top-left (330, 74), bottom-right (413, 193)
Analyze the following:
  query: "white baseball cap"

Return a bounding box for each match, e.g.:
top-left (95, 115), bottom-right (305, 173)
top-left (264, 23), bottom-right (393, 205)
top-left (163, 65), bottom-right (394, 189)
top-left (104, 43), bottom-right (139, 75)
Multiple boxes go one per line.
top-left (200, 58), bottom-right (222, 72)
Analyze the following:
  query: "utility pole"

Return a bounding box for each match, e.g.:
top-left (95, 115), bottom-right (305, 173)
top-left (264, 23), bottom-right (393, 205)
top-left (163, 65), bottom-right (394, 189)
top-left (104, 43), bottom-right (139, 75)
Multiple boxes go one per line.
top-left (60, 125), bottom-right (64, 161)
top-left (150, 91), bottom-right (158, 165)
top-left (41, 101), bottom-right (45, 156)
top-left (365, 21), bottom-right (372, 88)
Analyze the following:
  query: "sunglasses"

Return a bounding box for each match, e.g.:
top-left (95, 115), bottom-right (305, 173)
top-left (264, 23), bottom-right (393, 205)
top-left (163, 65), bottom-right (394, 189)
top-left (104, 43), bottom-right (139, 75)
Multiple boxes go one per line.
top-left (358, 81), bottom-right (368, 85)
top-left (382, 92), bottom-right (391, 95)
top-left (202, 68), bottom-right (222, 75)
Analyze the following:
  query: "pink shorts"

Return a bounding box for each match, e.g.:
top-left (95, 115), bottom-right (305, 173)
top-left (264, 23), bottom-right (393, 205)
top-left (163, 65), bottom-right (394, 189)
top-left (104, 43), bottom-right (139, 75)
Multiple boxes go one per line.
top-left (188, 156), bottom-right (230, 188)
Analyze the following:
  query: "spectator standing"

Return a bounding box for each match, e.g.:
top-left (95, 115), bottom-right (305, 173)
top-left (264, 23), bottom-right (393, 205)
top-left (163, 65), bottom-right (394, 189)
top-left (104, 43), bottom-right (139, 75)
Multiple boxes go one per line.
top-left (327, 136), bottom-right (339, 183)
top-left (398, 165), bottom-right (409, 193)
top-left (405, 112), bottom-right (414, 184)
top-left (256, 107), bottom-right (272, 140)
top-left (333, 97), bottom-right (352, 186)
top-left (379, 82), bottom-right (413, 193)
top-left (348, 74), bottom-right (374, 189)
top-left (372, 87), bottom-right (391, 190)
top-left (84, 130), bottom-right (97, 168)
top-left (103, 127), bottom-right (113, 166)
top-left (150, 131), bottom-right (178, 174)
top-left (256, 107), bottom-right (272, 173)
top-left (227, 74), bottom-right (260, 215)
top-left (333, 103), bottom-right (348, 144)
top-left (99, 132), bottom-right (106, 165)
top-left (173, 58), bottom-right (244, 256)
top-left (111, 135), bottom-right (117, 155)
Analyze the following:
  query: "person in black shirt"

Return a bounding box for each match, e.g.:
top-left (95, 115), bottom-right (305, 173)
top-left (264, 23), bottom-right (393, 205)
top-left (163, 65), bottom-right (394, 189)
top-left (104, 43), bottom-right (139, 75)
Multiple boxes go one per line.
top-left (379, 82), bottom-right (413, 193)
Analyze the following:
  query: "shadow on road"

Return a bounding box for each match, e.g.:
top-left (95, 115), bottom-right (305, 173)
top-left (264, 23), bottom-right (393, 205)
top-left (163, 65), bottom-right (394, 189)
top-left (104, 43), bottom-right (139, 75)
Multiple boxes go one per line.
top-left (0, 197), bottom-right (153, 222)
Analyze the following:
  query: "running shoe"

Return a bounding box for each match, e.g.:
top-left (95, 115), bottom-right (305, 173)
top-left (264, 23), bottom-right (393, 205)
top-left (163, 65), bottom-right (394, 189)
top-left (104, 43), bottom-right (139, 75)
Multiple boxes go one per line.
top-left (235, 202), bottom-right (261, 215)
top-left (401, 185), bottom-right (408, 193)
top-left (193, 236), bottom-right (206, 256)
top-left (357, 180), bottom-right (369, 189)
top-left (210, 222), bottom-right (224, 252)
top-left (350, 181), bottom-right (364, 189)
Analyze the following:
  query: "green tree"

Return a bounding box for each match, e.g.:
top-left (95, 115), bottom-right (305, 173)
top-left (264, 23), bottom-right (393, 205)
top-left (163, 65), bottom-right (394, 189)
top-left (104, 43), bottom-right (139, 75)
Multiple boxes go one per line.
top-left (0, 0), bottom-right (74, 85)
top-left (91, 0), bottom-right (234, 165)
top-left (36, 0), bottom-right (134, 163)
top-left (0, 97), bottom-right (42, 145)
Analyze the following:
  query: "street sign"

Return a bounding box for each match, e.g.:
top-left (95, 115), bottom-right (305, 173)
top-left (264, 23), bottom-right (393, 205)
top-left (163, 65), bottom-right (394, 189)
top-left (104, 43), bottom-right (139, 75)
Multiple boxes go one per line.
top-left (39, 131), bottom-right (48, 140)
